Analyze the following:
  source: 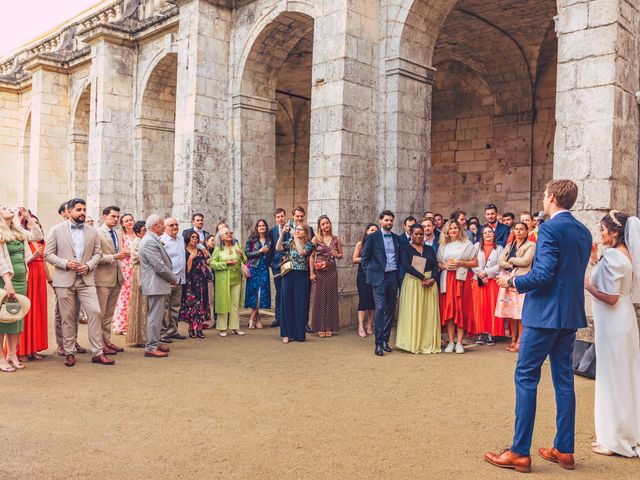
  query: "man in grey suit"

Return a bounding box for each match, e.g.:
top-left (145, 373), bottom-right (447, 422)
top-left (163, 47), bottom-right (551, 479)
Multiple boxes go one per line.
top-left (139, 214), bottom-right (176, 358)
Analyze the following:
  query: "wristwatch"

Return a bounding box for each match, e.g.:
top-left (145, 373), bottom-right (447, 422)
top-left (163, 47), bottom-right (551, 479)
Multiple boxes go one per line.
top-left (507, 277), bottom-right (515, 288)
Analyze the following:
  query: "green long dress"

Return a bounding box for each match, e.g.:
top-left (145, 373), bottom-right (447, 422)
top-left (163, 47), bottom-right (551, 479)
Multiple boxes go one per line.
top-left (0, 240), bottom-right (27, 334)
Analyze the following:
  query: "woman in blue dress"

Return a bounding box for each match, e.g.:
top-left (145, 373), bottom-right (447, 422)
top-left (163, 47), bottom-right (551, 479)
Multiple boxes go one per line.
top-left (244, 219), bottom-right (273, 329)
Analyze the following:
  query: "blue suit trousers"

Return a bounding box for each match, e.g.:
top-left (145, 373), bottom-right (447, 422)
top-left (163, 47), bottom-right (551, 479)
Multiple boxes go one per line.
top-left (512, 326), bottom-right (577, 456)
top-left (372, 272), bottom-right (398, 346)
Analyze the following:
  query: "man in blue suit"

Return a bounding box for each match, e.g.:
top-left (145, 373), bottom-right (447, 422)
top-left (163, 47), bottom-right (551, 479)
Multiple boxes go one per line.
top-left (482, 203), bottom-right (511, 247)
top-left (361, 210), bottom-right (400, 357)
top-left (485, 180), bottom-right (592, 473)
top-left (268, 208), bottom-right (288, 328)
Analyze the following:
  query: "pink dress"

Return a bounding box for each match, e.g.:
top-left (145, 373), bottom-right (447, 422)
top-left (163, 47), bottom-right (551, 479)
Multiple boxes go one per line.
top-left (112, 234), bottom-right (134, 334)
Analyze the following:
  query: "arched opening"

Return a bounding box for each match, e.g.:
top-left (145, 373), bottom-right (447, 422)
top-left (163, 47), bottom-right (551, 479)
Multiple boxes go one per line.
top-left (21, 113), bottom-right (31, 204)
top-left (236, 11), bottom-right (314, 233)
top-left (70, 85), bottom-right (91, 200)
top-left (137, 53), bottom-right (177, 217)
top-left (398, 0), bottom-right (558, 217)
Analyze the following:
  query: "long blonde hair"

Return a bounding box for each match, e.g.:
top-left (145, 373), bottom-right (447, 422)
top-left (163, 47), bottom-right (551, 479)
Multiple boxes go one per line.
top-left (0, 208), bottom-right (25, 244)
top-left (439, 219), bottom-right (469, 246)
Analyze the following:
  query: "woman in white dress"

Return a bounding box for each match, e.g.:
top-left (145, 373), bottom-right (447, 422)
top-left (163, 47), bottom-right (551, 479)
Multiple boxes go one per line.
top-left (584, 210), bottom-right (640, 457)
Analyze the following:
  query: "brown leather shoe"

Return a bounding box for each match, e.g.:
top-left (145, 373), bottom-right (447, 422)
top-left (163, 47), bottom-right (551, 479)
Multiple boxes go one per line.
top-left (64, 354), bottom-right (76, 367)
top-left (144, 349), bottom-right (168, 358)
top-left (538, 447), bottom-right (575, 470)
top-left (91, 354), bottom-right (115, 365)
top-left (484, 449), bottom-right (531, 473)
top-left (157, 345), bottom-right (170, 353)
top-left (75, 344), bottom-right (87, 354)
top-left (105, 342), bottom-right (124, 352)
top-left (103, 346), bottom-right (118, 355)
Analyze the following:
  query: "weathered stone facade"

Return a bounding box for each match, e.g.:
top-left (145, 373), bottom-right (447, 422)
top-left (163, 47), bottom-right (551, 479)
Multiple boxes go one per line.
top-left (1, 0), bottom-right (639, 326)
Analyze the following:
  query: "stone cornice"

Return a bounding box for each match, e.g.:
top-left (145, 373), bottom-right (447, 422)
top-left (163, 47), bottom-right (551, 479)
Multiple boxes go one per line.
top-left (385, 57), bottom-right (436, 85)
top-left (232, 94), bottom-right (277, 114)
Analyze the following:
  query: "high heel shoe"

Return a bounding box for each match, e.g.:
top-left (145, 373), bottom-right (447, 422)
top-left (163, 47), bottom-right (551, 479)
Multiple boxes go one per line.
top-left (196, 330), bottom-right (205, 338)
top-left (188, 330), bottom-right (196, 338)
top-left (8, 354), bottom-right (25, 370)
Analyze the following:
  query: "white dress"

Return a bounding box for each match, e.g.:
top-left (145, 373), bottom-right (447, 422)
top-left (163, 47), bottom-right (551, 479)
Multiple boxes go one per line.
top-left (591, 248), bottom-right (640, 457)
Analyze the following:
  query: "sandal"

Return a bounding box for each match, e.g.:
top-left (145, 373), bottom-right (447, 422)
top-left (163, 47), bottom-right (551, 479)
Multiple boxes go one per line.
top-left (514, 344), bottom-right (520, 352)
top-left (318, 332), bottom-right (326, 338)
top-left (0, 359), bottom-right (16, 373)
top-left (282, 337), bottom-right (289, 344)
top-left (358, 325), bottom-right (366, 338)
top-left (256, 322), bottom-right (264, 329)
top-left (31, 353), bottom-right (44, 361)
top-left (325, 332), bottom-right (333, 338)
top-left (248, 318), bottom-right (256, 330)
top-left (8, 355), bottom-right (25, 370)
top-left (592, 444), bottom-right (614, 456)
top-left (18, 355), bottom-right (29, 363)
top-left (232, 330), bottom-right (246, 336)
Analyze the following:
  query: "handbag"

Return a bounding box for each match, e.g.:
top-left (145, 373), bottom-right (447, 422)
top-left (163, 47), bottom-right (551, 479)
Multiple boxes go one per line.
top-left (0, 288), bottom-right (31, 323)
top-left (241, 262), bottom-right (251, 279)
top-left (314, 259), bottom-right (327, 272)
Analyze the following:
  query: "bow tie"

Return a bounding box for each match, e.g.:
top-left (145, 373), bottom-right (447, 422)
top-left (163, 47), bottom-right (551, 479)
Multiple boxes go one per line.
top-left (383, 233), bottom-right (392, 238)
top-left (70, 224), bottom-right (84, 230)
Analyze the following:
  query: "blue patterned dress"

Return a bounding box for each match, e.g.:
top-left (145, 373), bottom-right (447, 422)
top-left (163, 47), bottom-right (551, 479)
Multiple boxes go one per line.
top-left (244, 238), bottom-right (272, 309)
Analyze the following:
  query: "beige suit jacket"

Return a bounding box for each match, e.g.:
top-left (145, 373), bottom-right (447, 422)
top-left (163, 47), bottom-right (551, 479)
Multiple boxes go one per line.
top-left (44, 222), bottom-right (102, 287)
top-left (94, 224), bottom-right (124, 288)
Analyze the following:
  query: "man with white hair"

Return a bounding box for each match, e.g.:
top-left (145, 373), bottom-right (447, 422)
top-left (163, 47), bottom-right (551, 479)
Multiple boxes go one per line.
top-left (160, 217), bottom-right (187, 342)
top-left (139, 214), bottom-right (175, 358)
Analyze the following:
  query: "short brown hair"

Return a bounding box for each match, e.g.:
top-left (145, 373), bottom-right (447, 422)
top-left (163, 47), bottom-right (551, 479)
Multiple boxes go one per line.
top-left (546, 180), bottom-right (578, 210)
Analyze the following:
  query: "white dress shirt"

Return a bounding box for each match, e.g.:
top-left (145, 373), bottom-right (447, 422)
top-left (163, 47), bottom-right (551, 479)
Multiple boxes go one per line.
top-left (68, 221), bottom-right (85, 260)
top-left (161, 232), bottom-right (186, 284)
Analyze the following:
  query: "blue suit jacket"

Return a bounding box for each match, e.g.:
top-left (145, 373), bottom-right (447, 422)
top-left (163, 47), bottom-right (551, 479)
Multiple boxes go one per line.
top-left (360, 230), bottom-right (400, 286)
top-left (268, 225), bottom-right (289, 271)
top-left (514, 211), bottom-right (592, 330)
top-left (482, 222), bottom-right (510, 247)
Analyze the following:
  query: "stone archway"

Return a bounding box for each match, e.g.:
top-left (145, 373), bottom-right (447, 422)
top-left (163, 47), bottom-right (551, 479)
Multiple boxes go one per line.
top-left (136, 53), bottom-right (177, 218)
top-left (235, 11), bottom-right (314, 235)
top-left (388, 0), bottom-right (558, 218)
top-left (69, 84), bottom-right (91, 200)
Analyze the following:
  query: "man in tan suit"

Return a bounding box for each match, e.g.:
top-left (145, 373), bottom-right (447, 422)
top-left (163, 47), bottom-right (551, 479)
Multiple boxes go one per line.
top-left (44, 198), bottom-right (114, 367)
top-left (95, 206), bottom-right (129, 355)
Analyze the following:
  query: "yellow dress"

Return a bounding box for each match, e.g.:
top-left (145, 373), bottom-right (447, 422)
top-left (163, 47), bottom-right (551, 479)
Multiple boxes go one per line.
top-left (396, 271), bottom-right (441, 354)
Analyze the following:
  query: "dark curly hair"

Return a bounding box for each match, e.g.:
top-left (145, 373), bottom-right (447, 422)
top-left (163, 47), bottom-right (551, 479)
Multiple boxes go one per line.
top-left (600, 210), bottom-right (629, 247)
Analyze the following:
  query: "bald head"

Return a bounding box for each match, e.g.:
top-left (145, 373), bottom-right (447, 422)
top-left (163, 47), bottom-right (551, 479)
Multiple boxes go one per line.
top-left (164, 217), bottom-right (179, 238)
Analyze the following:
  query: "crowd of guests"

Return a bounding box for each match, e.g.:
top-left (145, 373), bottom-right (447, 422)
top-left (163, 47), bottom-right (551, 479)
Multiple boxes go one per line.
top-left (0, 191), bottom-right (551, 369)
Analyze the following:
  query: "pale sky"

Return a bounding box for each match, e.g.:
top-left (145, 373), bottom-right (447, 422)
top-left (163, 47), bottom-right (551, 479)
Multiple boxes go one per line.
top-left (0, 0), bottom-right (106, 58)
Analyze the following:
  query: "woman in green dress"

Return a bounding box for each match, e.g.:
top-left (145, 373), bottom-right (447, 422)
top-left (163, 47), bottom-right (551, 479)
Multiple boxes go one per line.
top-left (209, 227), bottom-right (247, 337)
top-left (395, 224), bottom-right (441, 354)
top-left (0, 206), bottom-right (43, 372)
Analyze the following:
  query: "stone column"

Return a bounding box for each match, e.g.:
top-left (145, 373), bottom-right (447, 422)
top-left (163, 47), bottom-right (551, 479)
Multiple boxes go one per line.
top-left (308, 1), bottom-right (379, 325)
top-left (173, 0), bottom-right (231, 228)
top-left (23, 60), bottom-right (70, 230)
top-left (231, 94), bottom-right (277, 236)
top-left (0, 88), bottom-right (20, 206)
top-left (381, 57), bottom-right (435, 219)
top-left (555, 0), bottom-right (639, 228)
top-left (81, 26), bottom-right (136, 220)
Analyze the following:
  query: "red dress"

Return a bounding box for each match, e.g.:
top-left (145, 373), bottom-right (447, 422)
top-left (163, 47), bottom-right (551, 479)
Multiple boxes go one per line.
top-left (439, 269), bottom-right (476, 335)
top-left (18, 242), bottom-right (49, 355)
top-left (472, 278), bottom-right (503, 336)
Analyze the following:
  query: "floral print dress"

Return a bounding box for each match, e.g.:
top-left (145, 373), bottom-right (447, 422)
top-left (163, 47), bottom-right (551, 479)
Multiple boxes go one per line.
top-left (112, 234), bottom-right (134, 334)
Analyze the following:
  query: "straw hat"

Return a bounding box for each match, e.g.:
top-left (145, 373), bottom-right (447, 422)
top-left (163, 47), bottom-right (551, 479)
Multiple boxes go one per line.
top-left (0, 288), bottom-right (31, 323)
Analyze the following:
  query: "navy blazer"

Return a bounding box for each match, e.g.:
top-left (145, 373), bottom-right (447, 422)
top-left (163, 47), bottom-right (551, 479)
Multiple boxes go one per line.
top-left (268, 225), bottom-right (289, 270)
top-left (514, 211), bottom-right (592, 330)
top-left (360, 230), bottom-right (400, 286)
top-left (482, 222), bottom-right (510, 247)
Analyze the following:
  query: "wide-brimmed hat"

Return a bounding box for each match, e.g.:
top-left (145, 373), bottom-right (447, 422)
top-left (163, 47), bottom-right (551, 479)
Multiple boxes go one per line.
top-left (0, 288), bottom-right (31, 323)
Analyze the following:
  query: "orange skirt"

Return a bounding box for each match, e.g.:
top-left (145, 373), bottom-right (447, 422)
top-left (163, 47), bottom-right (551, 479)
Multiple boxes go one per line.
top-left (439, 270), bottom-right (475, 334)
top-left (471, 278), bottom-right (504, 336)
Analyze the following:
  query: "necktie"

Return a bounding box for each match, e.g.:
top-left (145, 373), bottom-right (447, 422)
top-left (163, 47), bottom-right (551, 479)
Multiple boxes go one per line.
top-left (109, 229), bottom-right (119, 253)
top-left (70, 224), bottom-right (83, 230)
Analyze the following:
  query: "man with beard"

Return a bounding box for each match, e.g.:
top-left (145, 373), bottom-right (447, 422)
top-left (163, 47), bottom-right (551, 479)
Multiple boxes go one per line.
top-left (360, 210), bottom-right (400, 356)
top-left (44, 198), bottom-right (114, 367)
